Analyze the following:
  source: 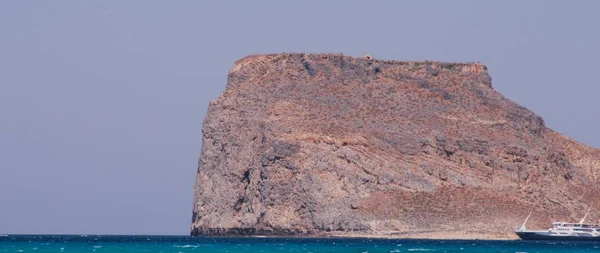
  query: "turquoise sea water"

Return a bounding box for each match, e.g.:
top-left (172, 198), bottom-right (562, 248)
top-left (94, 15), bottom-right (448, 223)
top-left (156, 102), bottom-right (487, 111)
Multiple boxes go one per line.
top-left (1, 235), bottom-right (600, 253)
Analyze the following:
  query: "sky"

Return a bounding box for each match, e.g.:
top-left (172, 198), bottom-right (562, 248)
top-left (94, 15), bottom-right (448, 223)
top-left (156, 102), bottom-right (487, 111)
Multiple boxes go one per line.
top-left (1, 1), bottom-right (599, 235)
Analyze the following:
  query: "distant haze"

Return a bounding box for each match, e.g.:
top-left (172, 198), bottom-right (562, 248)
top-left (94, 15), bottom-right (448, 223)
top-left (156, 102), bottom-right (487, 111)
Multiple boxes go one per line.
top-left (1, 1), bottom-right (599, 235)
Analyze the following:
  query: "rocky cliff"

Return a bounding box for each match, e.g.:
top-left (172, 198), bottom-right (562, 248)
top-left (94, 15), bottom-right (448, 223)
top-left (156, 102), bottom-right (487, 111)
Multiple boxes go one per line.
top-left (191, 53), bottom-right (600, 239)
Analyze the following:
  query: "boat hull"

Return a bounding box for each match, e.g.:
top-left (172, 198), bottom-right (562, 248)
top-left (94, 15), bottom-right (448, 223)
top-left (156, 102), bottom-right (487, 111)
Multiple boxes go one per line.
top-left (516, 231), bottom-right (600, 241)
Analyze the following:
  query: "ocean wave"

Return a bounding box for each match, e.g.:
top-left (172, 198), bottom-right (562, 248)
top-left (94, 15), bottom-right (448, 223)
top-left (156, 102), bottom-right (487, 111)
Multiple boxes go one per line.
top-left (174, 245), bottom-right (200, 248)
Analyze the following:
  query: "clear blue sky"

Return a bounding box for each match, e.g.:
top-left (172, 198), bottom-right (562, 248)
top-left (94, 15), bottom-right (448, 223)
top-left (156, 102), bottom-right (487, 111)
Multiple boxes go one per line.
top-left (1, 1), bottom-right (599, 235)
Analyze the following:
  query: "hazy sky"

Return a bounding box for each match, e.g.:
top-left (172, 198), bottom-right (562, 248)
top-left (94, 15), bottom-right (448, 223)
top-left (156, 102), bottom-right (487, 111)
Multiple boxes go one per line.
top-left (1, 1), bottom-right (599, 235)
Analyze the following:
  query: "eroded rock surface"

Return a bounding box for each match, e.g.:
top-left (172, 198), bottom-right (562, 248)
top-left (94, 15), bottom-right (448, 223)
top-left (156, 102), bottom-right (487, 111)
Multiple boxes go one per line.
top-left (191, 53), bottom-right (600, 239)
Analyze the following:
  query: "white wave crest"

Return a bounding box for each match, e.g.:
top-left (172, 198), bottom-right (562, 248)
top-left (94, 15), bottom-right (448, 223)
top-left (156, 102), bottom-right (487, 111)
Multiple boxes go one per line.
top-left (174, 245), bottom-right (200, 248)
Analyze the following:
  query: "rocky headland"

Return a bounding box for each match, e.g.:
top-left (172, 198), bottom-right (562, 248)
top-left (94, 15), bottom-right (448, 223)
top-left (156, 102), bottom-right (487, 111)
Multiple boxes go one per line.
top-left (191, 53), bottom-right (600, 239)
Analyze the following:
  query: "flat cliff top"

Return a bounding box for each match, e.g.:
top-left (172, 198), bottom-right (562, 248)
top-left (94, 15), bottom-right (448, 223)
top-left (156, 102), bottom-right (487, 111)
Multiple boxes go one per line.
top-left (192, 53), bottom-right (600, 239)
top-left (233, 53), bottom-right (487, 71)
top-left (227, 53), bottom-right (490, 89)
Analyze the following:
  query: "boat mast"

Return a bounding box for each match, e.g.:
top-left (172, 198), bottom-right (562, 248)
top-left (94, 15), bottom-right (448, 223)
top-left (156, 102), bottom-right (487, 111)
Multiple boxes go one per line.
top-left (519, 211), bottom-right (533, 231)
top-left (579, 208), bottom-right (592, 224)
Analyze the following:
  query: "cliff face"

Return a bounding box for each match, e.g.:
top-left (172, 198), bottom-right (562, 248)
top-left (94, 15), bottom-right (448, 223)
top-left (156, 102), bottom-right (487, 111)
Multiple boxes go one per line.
top-left (191, 53), bottom-right (600, 239)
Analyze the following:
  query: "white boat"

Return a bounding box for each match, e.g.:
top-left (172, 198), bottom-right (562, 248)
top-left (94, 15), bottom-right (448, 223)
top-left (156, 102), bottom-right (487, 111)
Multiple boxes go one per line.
top-left (515, 209), bottom-right (600, 241)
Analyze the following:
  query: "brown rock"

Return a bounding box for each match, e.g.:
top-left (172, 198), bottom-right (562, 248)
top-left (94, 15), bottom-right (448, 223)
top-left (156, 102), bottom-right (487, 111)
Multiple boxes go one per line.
top-left (191, 53), bottom-right (600, 239)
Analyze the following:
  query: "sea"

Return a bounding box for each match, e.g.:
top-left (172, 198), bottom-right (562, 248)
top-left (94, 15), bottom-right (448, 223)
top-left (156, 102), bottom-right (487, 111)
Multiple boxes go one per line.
top-left (1, 235), bottom-right (599, 253)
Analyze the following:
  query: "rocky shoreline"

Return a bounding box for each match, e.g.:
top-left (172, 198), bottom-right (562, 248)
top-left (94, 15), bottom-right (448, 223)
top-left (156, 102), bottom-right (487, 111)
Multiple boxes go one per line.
top-left (190, 231), bottom-right (518, 240)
